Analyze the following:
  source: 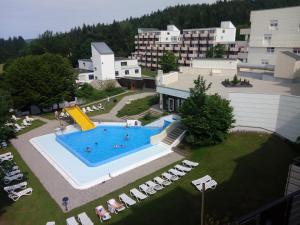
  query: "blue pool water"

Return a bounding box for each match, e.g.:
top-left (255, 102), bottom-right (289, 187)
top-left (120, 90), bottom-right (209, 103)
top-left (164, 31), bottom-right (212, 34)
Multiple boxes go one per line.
top-left (56, 122), bottom-right (170, 167)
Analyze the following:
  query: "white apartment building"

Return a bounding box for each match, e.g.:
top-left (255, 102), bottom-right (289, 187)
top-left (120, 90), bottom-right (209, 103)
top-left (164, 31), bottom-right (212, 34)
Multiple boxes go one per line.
top-left (77, 42), bottom-right (141, 84)
top-left (247, 6), bottom-right (300, 66)
top-left (131, 21), bottom-right (246, 69)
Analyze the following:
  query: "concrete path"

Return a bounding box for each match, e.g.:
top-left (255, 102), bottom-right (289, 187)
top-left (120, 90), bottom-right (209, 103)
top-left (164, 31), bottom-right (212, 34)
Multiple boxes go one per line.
top-left (92, 91), bottom-right (156, 122)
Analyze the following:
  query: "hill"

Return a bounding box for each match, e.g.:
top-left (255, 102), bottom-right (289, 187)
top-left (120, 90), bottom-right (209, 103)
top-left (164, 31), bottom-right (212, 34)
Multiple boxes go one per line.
top-left (0, 0), bottom-right (299, 65)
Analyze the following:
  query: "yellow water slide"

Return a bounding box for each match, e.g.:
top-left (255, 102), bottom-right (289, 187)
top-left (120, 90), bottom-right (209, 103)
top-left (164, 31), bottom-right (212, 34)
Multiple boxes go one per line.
top-left (64, 105), bottom-right (95, 131)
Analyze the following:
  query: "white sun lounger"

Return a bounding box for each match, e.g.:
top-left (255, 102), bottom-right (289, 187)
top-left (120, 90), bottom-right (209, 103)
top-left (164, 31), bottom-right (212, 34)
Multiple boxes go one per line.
top-left (191, 175), bottom-right (212, 186)
top-left (0, 152), bottom-right (12, 158)
top-left (153, 176), bottom-right (172, 186)
top-left (82, 108), bottom-right (87, 113)
top-left (8, 187), bottom-right (33, 201)
top-left (139, 183), bottom-right (156, 195)
top-left (95, 205), bottom-right (111, 223)
top-left (15, 123), bottom-right (25, 130)
top-left (196, 179), bottom-right (218, 192)
top-left (4, 173), bottom-right (23, 184)
top-left (1, 141), bottom-right (8, 148)
top-left (107, 198), bottom-right (126, 214)
top-left (92, 105), bottom-right (99, 111)
top-left (4, 181), bottom-right (27, 193)
top-left (12, 115), bottom-right (20, 121)
top-left (169, 168), bottom-right (186, 177)
top-left (22, 119), bottom-right (31, 126)
top-left (25, 116), bottom-right (35, 122)
top-left (77, 212), bottom-right (94, 225)
top-left (46, 221), bottom-right (55, 225)
top-left (98, 104), bottom-right (104, 110)
top-left (130, 188), bottom-right (148, 201)
top-left (0, 154), bottom-right (13, 163)
top-left (86, 107), bottom-right (94, 112)
top-left (162, 172), bottom-right (179, 182)
top-left (119, 193), bottom-right (136, 208)
top-left (6, 169), bottom-right (21, 177)
top-left (66, 216), bottom-right (79, 225)
top-left (146, 180), bottom-right (164, 191)
top-left (175, 164), bottom-right (192, 172)
top-left (182, 160), bottom-right (199, 167)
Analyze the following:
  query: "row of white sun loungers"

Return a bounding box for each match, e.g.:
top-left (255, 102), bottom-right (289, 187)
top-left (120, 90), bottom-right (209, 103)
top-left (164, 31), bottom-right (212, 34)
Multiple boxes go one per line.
top-left (1, 153), bottom-right (33, 201)
top-left (48, 160), bottom-right (200, 225)
top-left (82, 104), bottom-right (104, 114)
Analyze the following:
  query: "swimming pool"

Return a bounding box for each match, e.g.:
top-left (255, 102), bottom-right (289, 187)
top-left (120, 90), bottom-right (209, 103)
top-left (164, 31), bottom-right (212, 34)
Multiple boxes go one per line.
top-left (56, 122), bottom-right (170, 167)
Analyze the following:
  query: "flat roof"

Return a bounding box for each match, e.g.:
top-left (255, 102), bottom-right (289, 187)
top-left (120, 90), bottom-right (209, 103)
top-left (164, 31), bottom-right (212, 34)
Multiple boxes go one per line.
top-left (91, 42), bottom-right (114, 55)
top-left (251, 5), bottom-right (300, 13)
top-left (157, 72), bottom-right (300, 98)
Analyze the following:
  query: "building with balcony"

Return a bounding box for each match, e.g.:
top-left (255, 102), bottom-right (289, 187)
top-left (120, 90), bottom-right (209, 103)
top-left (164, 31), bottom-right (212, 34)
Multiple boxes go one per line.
top-left (131, 22), bottom-right (246, 69)
top-left (247, 6), bottom-right (300, 66)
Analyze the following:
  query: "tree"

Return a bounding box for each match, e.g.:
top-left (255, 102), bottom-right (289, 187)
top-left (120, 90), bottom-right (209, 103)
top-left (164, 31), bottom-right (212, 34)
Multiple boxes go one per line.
top-left (0, 89), bottom-right (16, 140)
top-left (206, 44), bottom-right (226, 58)
top-left (4, 53), bottom-right (76, 112)
top-left (160, 51), bottom-right (178, 73)
top-left (179, 76), bottom-right (235, 146)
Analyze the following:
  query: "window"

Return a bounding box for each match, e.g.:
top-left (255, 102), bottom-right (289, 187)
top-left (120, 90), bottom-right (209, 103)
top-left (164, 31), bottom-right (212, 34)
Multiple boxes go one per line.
top-left (222, 29), bottom-right (225, 33)
top-left (266, 47), bottom-right (275, 54)
top-left (293, 48), bottom-right (300, 55)
top-left (135, 69), bottom-right (139, 74)
top-left (125, 70), bottom-right (129, 75)
top-left (167, 32), bottom-right (170, 35)
top-left (83, 62), bottom-right (86, 66)
top-left (115, 71), bottom-right (119, 76)
top-left (88, 74), bottom-right (94, 80)
top-left (121, 61), bottom-right (127, 66)
top-left (261, 59), bottom-right (269, 65)
top-left (269, 20), bottom-right (278, 30)
top-left (263, 34), bottom-right (272, 45)
top-left (94, 67), bottom-right (97, 71)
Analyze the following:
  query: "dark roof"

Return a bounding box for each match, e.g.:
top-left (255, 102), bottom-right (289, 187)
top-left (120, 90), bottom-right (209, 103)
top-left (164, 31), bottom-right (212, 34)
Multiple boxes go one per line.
top-left (281, 51), bottom-right (300, 61)
top-left (91, 42), bottom-right (114, 55)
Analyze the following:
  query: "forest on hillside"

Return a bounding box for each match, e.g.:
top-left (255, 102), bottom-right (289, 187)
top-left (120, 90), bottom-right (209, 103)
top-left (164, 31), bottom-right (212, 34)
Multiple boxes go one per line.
top-left (0, 0), bottom-right (299, 66)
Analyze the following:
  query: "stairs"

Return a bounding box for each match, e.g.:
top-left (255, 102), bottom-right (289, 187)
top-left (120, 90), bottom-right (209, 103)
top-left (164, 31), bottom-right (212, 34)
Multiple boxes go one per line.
top-left (162, 127), bottom-right (185, 146)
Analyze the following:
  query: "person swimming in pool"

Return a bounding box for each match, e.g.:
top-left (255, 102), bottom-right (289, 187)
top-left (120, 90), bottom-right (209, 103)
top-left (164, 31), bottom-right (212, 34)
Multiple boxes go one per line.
top-left (125, 134), bottom-right (129, 141)
top-left (85, 147), bottom-right (91, 152)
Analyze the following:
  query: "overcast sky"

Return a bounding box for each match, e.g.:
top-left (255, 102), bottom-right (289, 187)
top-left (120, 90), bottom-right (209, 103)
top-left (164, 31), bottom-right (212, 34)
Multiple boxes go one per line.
top-left (0, 0), bottom-right (215, 39)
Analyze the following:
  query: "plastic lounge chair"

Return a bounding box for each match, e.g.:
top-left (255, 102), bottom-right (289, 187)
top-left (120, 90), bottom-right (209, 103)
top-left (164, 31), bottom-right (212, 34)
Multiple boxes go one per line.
top-left (146, 180), bottom-right (164, 191)
top-left (130, 188), bottom-right (148, 201)
top-left (139, 184), bottom-right (156, 195)
top-left (92, 105), bottom-right (99, 111)
top-left (1, 141), bottom-right (8, 148)
top-left (8, 187), bottom-right (33, 201)
top-left (4, 173), bottom-right (23, 184)
top-left (46, 222), bottom-right (55, 225)
top-left (153, 176), bottom-right (172, 186)
top-left (169, 168), bottom-right (186, 177)
top-left (182, 160), bottom-right (199, 168)
top-left (6, 169), bottom-right (21, 177)
top-left (82, 108), bottom-right (87, 113)
top-left (175, 164), bottom-right (192, 172)
top-left (0, 154), bottom-right (13, 163)
top-left (66, 216), bottom-right (79, 225)
top-left (196, 179), bottom-right (218, 192)
top-left (98, 104), bottom-right (104, 110)
top-left (118, 193), bottom-right (136, 208)
top-left (15, 123), bottom-right (25, 130)
top-left (11, 115), bottom-right (20, 121)
top-left (86, 107), bottom-right (94, 112)
top-left (95, 205), bottom-right (111, 223)
top-left (107, 198), bottom-right (126, 214)
top-left (25, 116), bottom-right (35, 122)
top-left (77, 212), bottom-right (94, 225)
top-left (162, 172), bottom-right (179, 182)
top-left (0, 152), bottom-right (12, 158)
top-left (22, 119), bottom-right (31, 126)
top-left (191, 175), bottom-right (212, 186)
top-left (4, 181), bottom-right (28, 193)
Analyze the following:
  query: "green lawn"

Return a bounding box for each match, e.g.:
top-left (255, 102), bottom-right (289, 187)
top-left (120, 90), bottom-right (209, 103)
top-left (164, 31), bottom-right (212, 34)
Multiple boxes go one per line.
top-left (0, 64), bottom-right (3, 74)
top-left (141, 68), bottom-right (157, 78)
top-left (116, 95), bottom-right (159, 117)
top-left (0, 132), bottom-right (297, 225)
top-left (16, 119), bottom-right (46, 135)
top-left (39, 112), bottom-right (56, 120)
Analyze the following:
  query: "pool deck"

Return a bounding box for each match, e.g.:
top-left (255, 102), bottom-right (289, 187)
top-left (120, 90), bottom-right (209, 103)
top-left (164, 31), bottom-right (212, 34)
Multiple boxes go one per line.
top-left (11, 118), bottom-right (183, 211)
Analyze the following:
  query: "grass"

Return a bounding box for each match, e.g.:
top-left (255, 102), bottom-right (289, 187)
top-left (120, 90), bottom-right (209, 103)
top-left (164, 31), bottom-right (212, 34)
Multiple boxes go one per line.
top-left (0, 132), bottom-right (297, 225)
top-left (39, 112), bottom-right (56, 120)
top-left (16, 119), bottom-right (46, 136)
top-left (0, 64), bottom-right (3, 74)
top-left (139, 114), bottom-right (162, 125)
top-left (116, 95), bottom-right (159, 117)
top-left (141, 68), bottom-right (157, 78)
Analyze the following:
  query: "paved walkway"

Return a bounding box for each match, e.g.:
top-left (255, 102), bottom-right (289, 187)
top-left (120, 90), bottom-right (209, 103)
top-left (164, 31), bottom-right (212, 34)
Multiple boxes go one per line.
top-left (92, 91), bottom-right (156, 122)
top-left (11, 91), bottom-right (184, 211)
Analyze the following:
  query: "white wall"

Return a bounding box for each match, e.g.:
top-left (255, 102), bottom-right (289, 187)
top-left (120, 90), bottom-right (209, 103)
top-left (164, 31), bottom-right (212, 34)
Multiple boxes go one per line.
top-left (215, 27), bottom-right (236, 43)
top-left (114, 59), bottom-right (141, 78)
top-left (156, 71), bottom-right (179, 86)
top-left (229, 92), bottom-right (300, 142)
top-left (77, 72), bottom-right (95, 84)
top-left (91, 45), bottom-right (115, 80)
top-left (192, 59), bottom-right (238, 70)
top-left (247, 47), bottom-right (293, 65)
